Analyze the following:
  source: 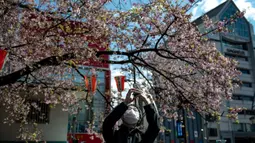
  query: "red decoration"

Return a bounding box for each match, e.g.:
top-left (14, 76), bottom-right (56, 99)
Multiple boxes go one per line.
top-left (67, 133), bottom-right (103, 143)
top-left (0, 49), bottom-right (8, 71)
top-left (91, 75), bottom-right (97, 93)
top-left (84, 75), bottom-right (97, 94)
top-left (114, 76), bottom-right (125, 92)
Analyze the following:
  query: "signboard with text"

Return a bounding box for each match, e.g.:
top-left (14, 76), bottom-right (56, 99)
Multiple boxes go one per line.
top-left (226, 48), bottom-right (245, 56)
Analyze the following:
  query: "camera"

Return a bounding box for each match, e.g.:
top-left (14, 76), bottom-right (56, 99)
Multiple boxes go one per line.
top-left (133, 92), bottom-right (140, 97)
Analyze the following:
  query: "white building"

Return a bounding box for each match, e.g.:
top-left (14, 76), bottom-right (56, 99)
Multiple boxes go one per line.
top-left (0, 105), bottom-right (68, 143)
top-left (194, 0), bottom-right (255, 143)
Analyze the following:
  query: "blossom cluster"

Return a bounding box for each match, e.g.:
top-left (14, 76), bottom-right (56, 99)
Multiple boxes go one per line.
top-left (0, 0), bottom-right (244, 140)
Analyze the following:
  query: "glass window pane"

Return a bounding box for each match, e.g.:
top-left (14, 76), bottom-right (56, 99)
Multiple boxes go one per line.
top-left (238, 68), bottom-right (250, 74)
top-left (209, 128), bottom-right (218, 137)
top-left (233, 123), bottom-right (244, 132)
top-left (246, 124), bottom-right (252, 132)
top-left (220, 3), bottom-right (249, 38)
top-left (241, 96), bottom-right (252, 101)
top-left (242, 82), bottom-right (252, 87)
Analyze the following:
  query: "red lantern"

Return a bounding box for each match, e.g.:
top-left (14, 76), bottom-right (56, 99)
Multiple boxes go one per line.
top-left (114, 76), bottom-right (125, 92)
top-left (84, 76), bottom-right (89, 90)
top-left (91, 75), bottom-right (97, 93)
top-left (0, 49), bottom-right (8, 71)
top-left (84, 75), bottom-right (97, 94)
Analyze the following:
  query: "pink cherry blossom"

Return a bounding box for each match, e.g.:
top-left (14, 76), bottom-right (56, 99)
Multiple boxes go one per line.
top-left (0, 0), bottom-right (245, 140)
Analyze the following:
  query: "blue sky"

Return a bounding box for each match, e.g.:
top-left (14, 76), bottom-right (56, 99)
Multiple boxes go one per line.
top-left (191, 0), bottom-right (255, 28)
top-left (107, 0), bottom-right (255, 28)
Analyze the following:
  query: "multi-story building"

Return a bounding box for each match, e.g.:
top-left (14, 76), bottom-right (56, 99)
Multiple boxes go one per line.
top-left (159, 1), bottom-right (255, 143)
top-left (193, 0), bottom-right (255, 143)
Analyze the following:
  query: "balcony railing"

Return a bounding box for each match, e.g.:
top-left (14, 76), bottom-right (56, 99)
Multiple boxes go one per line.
top-left (233, 123), bottom-right (255, 132)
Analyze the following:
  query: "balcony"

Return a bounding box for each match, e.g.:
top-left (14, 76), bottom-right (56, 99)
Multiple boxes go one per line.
top-left (233, 123), bottom-right (255, 132)
top-left (239, 74), bottom-right (253, 82)
top-left (222, 34), bottom-right (250, 43)
top-left (230, 100), bottom-right (252, 108)
top-left (237, 60), bottom-right (251, 69)
top-left (233, 87), bottom-right (254, 96)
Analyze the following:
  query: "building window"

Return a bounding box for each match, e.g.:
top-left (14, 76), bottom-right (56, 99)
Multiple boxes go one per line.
top-left (232, 94), bottom-right (241, 100)
top-left (232, 94), bottom-right (253, 101)
top-left (233, 123), bottom-right (245, 132)
top-left (225, 54), bottom-right (248, 61)
top-left (241, 96), bottom-right (253, 101)
top-left (208, 128), bottom-right (218, 137)
top-left (27, 100), bottom-right (50, 124)
top-left (238, 68), bottom-right (250, 74)
top-left (246, 123), bottom-right (255, 132)
top-left (233, 123), bottom-right (255, 132)
top-left (239, 110), bottom-right (255, 115)
top-left (223, 41), bottom-right (247, 50)
top-left (220, 3), bottom-right (249, 38)
top-left (242, 82), bottom-right (252, 88)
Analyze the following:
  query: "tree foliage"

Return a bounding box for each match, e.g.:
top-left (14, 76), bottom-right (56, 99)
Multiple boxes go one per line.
top-left (0, 0), bottom-right (245, 140)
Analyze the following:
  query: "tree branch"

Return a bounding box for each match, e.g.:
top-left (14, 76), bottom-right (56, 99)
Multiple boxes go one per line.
top-left (96, 48), bottom-right (178, 57)
top-left (154, 17), bottom-right (176, 49)
top-left (133, 55), bottom-right (194, 106)
top-left (0, 53), bottom-right (75, 87)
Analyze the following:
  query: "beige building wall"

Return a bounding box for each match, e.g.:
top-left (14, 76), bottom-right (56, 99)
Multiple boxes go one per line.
top-left (0, 105), bottom-right (68, 142)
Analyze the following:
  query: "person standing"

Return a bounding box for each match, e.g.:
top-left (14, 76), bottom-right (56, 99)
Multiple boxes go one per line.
top-left (102, 88), bottom-right (160, 143)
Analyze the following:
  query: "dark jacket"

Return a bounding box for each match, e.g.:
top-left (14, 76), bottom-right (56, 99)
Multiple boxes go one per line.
top-left (103, 102), bottom-right (160, 143)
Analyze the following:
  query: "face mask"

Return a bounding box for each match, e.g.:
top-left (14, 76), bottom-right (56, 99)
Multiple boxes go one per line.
top-left (122, 106), bottom-right (140, 127)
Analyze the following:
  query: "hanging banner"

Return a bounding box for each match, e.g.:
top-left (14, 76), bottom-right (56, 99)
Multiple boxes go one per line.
top-left (0, 49), bottom-right (8, 71)
top-left (84, 75), bottom-right (97, 94)
top-left (114, 76), bottom-right (125, 92)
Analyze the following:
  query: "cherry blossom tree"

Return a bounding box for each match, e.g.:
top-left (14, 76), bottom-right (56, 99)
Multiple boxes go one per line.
top-left (0, 0), bottom-right (245, 141)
